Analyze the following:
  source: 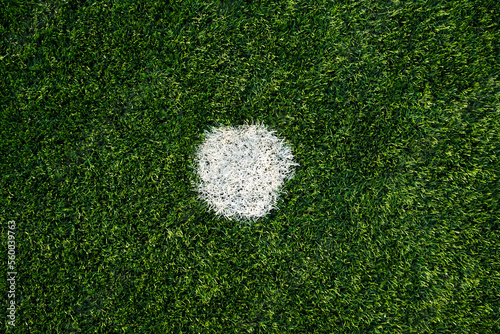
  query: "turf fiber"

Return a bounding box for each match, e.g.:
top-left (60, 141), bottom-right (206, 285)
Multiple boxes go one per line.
top-left (1, 0), bottom-right (499, 333)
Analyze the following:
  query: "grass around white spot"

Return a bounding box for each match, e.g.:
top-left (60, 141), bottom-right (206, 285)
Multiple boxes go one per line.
top-left (192, 122), bottom-right (299, 222)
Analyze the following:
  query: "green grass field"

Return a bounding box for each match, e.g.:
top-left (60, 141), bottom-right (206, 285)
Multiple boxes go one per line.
top-left (1, 0), bottom-right (499, 332)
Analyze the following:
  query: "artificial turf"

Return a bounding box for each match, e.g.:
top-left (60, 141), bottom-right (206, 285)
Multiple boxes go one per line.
top-left (1, 0), bottom-right (499, 332)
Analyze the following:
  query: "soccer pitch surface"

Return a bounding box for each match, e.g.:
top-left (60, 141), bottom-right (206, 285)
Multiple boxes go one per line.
top-left (1, 0), bottom-right (499, 332)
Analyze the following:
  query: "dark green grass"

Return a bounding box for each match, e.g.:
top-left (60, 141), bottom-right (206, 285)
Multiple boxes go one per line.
top-left (1, 0), bottom-right (499, 332)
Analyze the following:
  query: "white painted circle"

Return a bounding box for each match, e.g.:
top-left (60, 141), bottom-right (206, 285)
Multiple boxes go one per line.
top-left (193, 123), bottom-right (298, 222)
